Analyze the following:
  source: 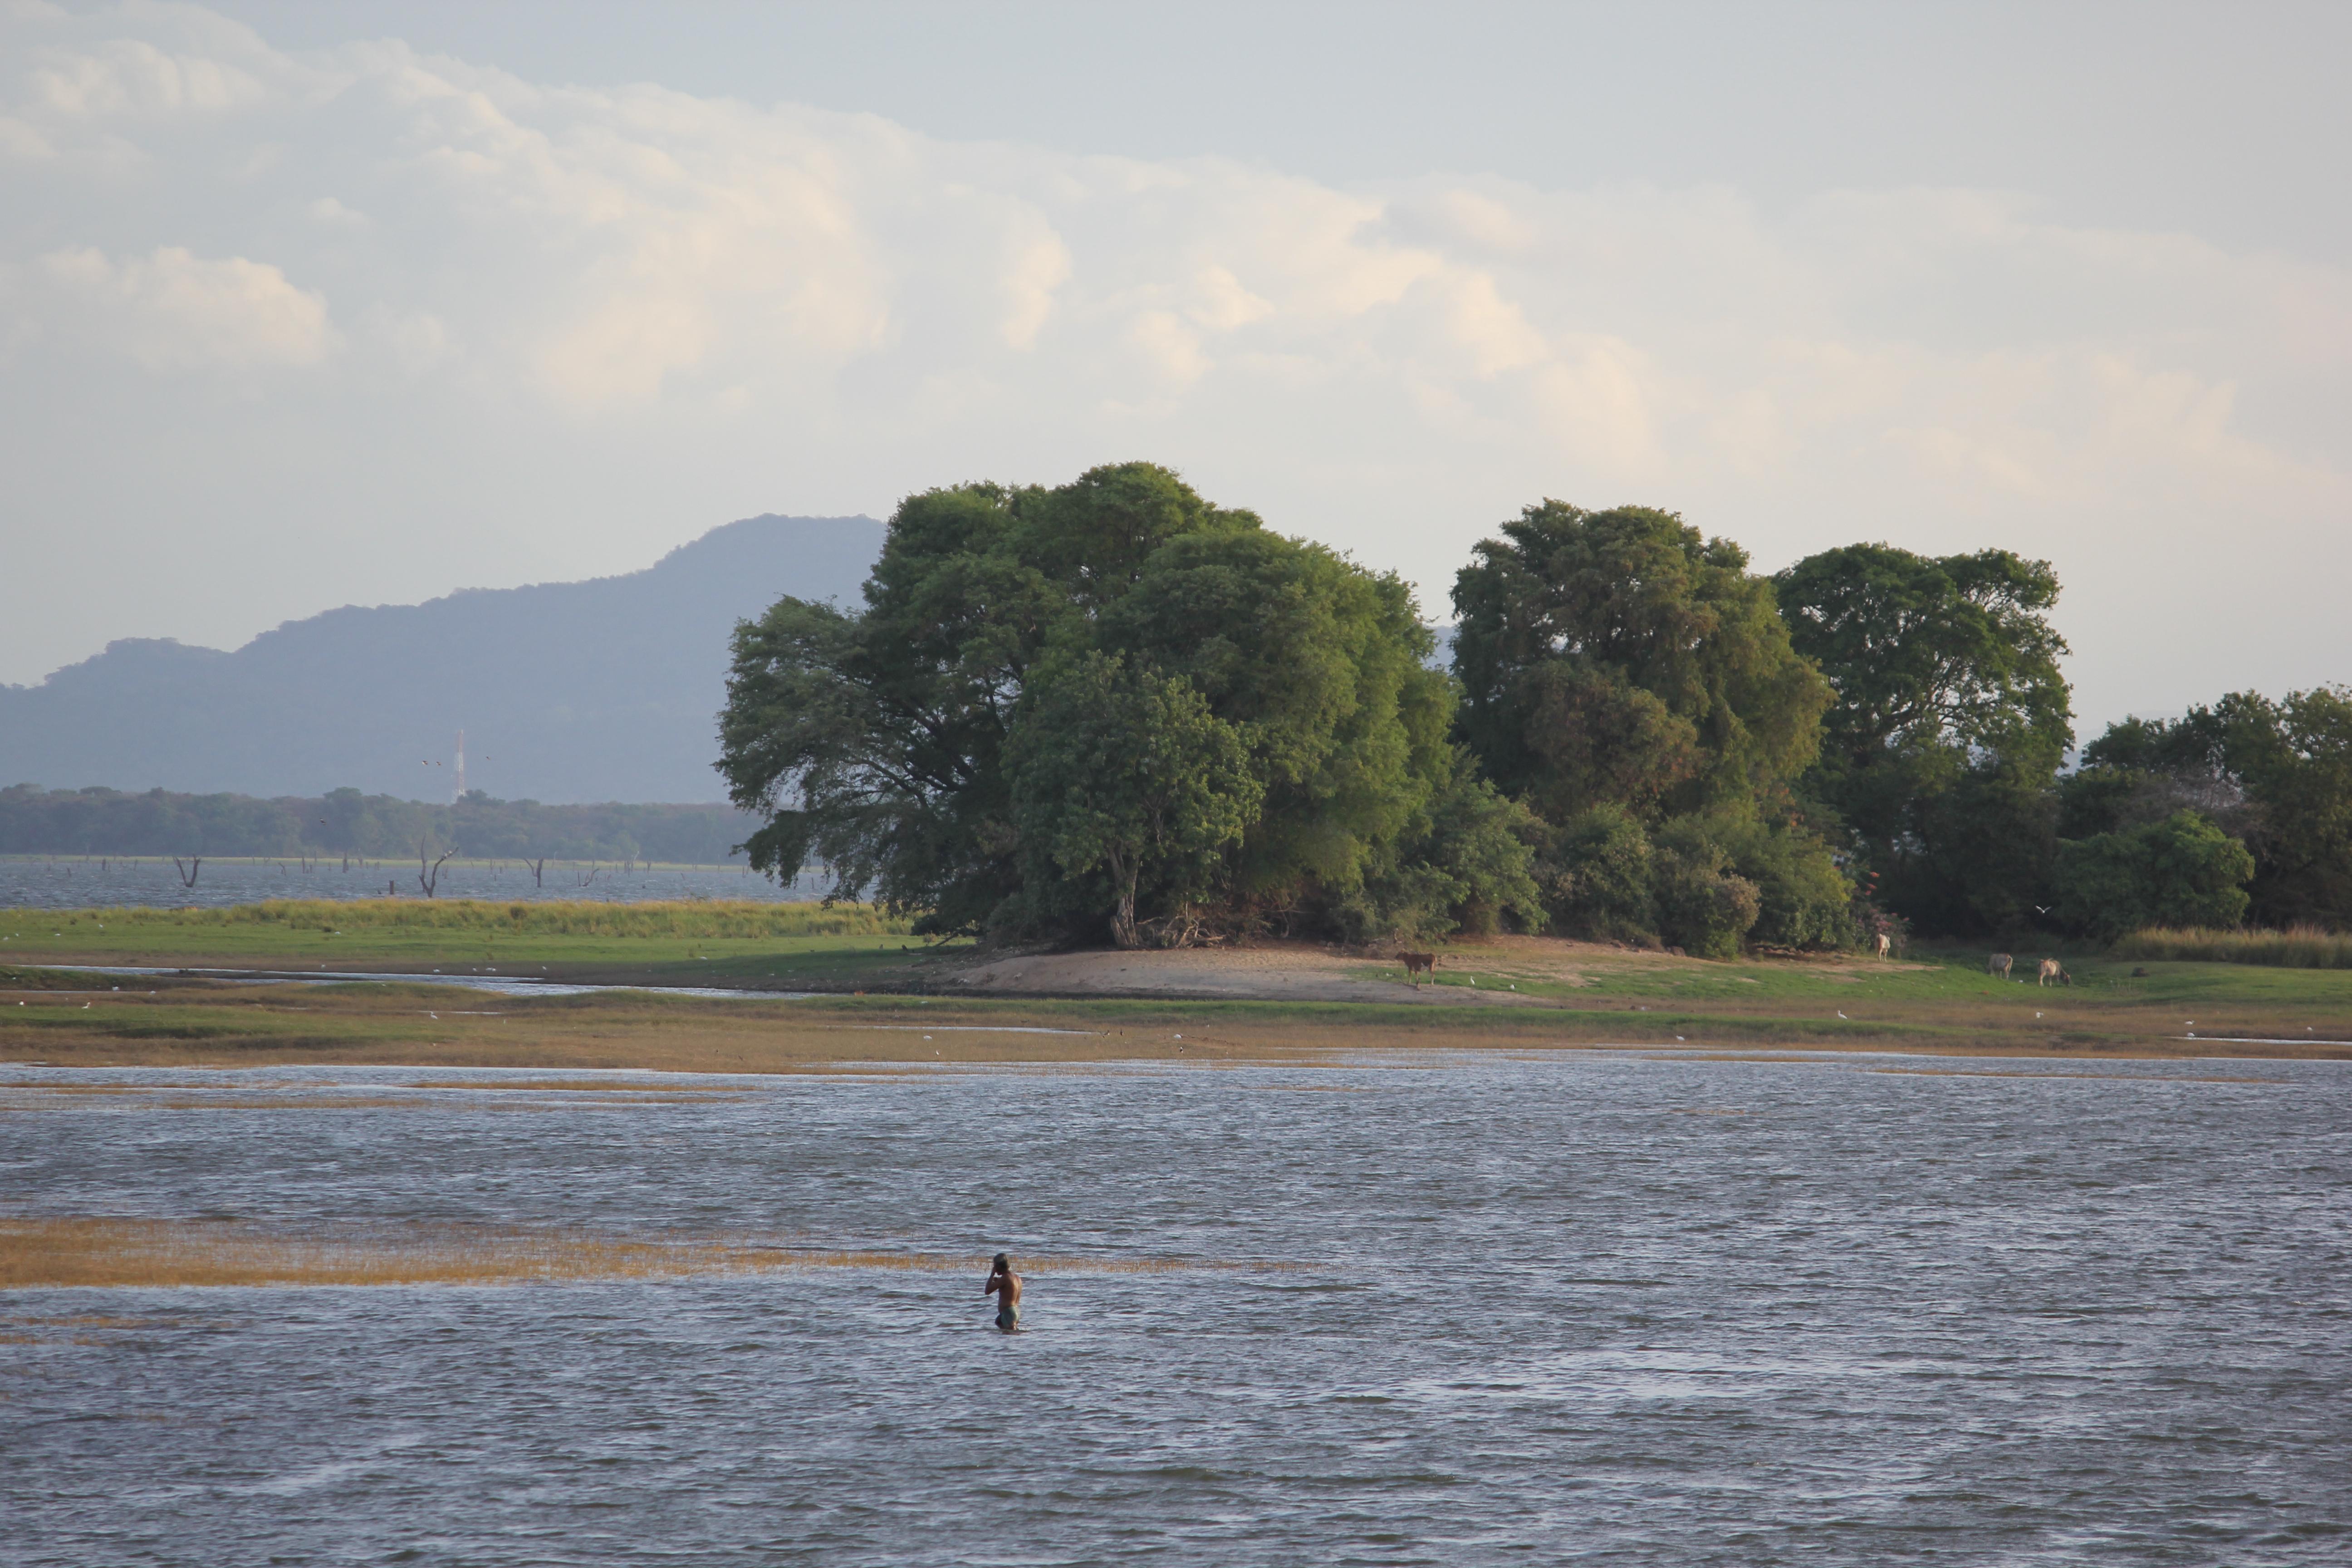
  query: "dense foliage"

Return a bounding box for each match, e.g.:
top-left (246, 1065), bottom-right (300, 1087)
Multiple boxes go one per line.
top-left (1774, 544), bottom-right (2074, 936)
top-left (2062, 687), bottom-right (2352, 930)
top-left (2051, 812), bottom-right (2255, 939)
top-left (1450, 504), bottom-right (1850, 954)
top-left (721, 463), bottom-right (1538, 946)
top-left (723, 466), bottom-right (2346, 950)
top-left (0, 785), bottom-right (757, 863)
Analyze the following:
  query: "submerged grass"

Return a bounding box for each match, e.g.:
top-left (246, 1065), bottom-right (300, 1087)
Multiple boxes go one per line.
top-left (2113, 925), bottom-right (2352, 969)
top-left (0, 1217), bottom-right (1282, 1289)
top-left (4, 964), bottom-right (2351, 1068)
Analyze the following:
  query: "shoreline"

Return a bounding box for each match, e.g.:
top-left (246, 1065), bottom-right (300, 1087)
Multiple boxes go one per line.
top-left (7, 925), bottom-right (2352, 1068)
top-left (4, 979), bottom-right (2347, 1069)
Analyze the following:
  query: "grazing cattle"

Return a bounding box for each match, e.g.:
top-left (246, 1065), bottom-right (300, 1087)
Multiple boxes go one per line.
top-left (1401, 952), bottom-right (1437, 986)
top-left (1988, 952), bottom-right (2014, 980)
top-left (1874, 932), bottom-right (1892, 958)
top-left (2037, 958), bottom-right (2070, 987)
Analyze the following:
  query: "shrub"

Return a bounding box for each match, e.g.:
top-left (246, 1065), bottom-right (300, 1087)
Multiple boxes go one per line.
top-left (1683, 812), bottom-right (1857, 950)
top-left (1539, 805), bottom-right (1657, 943)
top-left (1653, 857), bottom-right (1762, 959)
top-left (2053, 812), bottom-right (2254, 941)
top-left (1649, 825), bottom-right (1763, 958)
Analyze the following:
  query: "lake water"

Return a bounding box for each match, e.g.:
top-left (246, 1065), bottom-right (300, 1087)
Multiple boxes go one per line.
top-left (5, 1053), bottom-right (2347, 1564)
top-left (0, 857), bottom-right (823, 911)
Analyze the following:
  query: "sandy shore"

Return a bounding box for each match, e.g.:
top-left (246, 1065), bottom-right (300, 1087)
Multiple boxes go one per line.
top-left (948, 934), bottom-right (1918, 1002)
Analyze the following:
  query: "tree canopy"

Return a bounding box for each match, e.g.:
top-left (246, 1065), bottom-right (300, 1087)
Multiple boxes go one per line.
top-left (724, 468), bottom-right (2352, 951)
top-left (1006, 652), bottom-right (1259, 948)
top-left (1453, 503), bottom-right (1831, 824)
top-left (2067, 686), bottom-right (2352, 930)
top-left (1774, 544), bottom-right (2072, 775)
top-left (720, 462), bottom-right (1535, 945)
top-left (1774, 543), bottom-right (2074, 935)
top-left (1450, 503), bottom-right (1850, 954)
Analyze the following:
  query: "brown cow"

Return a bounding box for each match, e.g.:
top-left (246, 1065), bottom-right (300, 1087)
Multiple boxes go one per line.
top-left (1988, 953), bottom-right (2014, 980)
top-left (1401, 952), bottom-right (1437, 986)
top-left (2037, 958), bottom-right (2070, 987)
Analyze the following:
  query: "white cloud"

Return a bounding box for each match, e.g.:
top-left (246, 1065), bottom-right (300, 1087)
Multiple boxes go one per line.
top-left (1187, 266), bottom-right (1273, 333)
top-left (1127, 308), bottom-right (1208, 387)
top-left (0, 2), bottom-right (2347, 730)
top-left (307, 195), bottom-right (367, 227)
top-left (0, 113), bottom-right (49, 159)
top-left (355, 301), bottom-right (450, 376)
top-left (37, 245), bottom-right (335, 370)
top-left (30, 38), bottom-right (265, 118)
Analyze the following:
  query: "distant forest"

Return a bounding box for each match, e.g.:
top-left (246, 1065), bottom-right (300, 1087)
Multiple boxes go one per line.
top-left (0, 786), bottom-right (760, 864)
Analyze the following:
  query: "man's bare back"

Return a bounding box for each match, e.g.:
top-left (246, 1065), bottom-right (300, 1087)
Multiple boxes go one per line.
top-left (984, 1253), bottom-right (1021, 1332)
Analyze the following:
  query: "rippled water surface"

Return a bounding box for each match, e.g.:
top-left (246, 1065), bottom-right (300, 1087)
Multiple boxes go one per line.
top-left (7, 1054), bottom-right (2349, 1564)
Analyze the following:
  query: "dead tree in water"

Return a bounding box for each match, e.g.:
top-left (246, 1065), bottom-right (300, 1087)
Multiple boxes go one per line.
top-left (417, 840), bottom-right (457, 898)
top-left (527, 857), bottom-right (546, 888)
top-left (172, 856), bottom-right (201, 889)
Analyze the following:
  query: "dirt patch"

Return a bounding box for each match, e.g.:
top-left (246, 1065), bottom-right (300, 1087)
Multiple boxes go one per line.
top-left (953, 943), bottom-right (1463, 1003)
top-left (949, 936), bottom-right (1715, 1002)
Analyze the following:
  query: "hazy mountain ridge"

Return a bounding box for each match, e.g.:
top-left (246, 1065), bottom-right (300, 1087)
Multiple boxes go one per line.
top-left (0, 515), bottom-right (885, 803)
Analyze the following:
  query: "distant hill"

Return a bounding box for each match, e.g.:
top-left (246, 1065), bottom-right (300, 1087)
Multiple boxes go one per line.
top-left (0, 515), bottom-right (885, 804)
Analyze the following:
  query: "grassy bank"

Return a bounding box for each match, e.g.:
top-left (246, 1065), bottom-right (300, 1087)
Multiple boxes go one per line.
top-left (4, 955), bottom-right (2349, 1068)
top-left (4, 903), bottom-right (2352, 1064)
top-left (2113, 925), bottom-right (2352, 969)
top-left (0, 900), bottom-right (932, 987)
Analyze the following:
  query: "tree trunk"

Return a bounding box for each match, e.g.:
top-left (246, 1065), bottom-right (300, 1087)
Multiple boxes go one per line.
top-left (1109, 852), bottom-right (1140, 950)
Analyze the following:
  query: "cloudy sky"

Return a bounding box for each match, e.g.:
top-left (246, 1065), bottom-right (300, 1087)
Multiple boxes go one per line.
top-left (3, 0), bottom-right (2346, 733)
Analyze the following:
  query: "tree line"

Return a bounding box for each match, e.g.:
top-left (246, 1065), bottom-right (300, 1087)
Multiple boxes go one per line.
top-left (720, 462), bottom-right (2349, 952)
top-left (0, 785), bottom-right (760, 865)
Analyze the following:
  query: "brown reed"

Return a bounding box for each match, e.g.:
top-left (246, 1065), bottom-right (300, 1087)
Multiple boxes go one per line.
top-left (2112, 924), bottom-right (2352, 968)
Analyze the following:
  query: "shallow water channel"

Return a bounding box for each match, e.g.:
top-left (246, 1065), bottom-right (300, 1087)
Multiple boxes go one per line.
top-left (6, 1053), bottom-right (2348, 1564)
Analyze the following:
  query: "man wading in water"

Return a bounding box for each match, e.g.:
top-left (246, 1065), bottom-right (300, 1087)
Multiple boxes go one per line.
top-left (984, 1252), bottom-right (1022, 1332)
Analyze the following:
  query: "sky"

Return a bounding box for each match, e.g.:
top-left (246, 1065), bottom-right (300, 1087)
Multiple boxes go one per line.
top-left (2, 0), bottom-right (2347, 734)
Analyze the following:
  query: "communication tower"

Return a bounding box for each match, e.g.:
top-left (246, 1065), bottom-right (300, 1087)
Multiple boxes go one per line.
top-left (452, 729), bottom-right (466, 803)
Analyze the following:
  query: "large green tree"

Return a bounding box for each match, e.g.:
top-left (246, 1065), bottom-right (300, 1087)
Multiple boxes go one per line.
top-left (1006, 653), bottom-right (1259, 948)
top-left (1452, 503), bottom-right (1847, 953)
top-left (2069, 687), bottom-right (2352, 929)
top-left (2052, 811), bottom-right (2254, 939)
top-left (720, 461), bottom-right (1532, 942)
top-left (1096, 528), bottom-right (1453, 908)
top-left (1774, 545), bottom-right (2072, 779)
top-left (1454, 503), bottom-right (1831, 823)
top-left (1774, 543), bottom-right (2073, 935)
